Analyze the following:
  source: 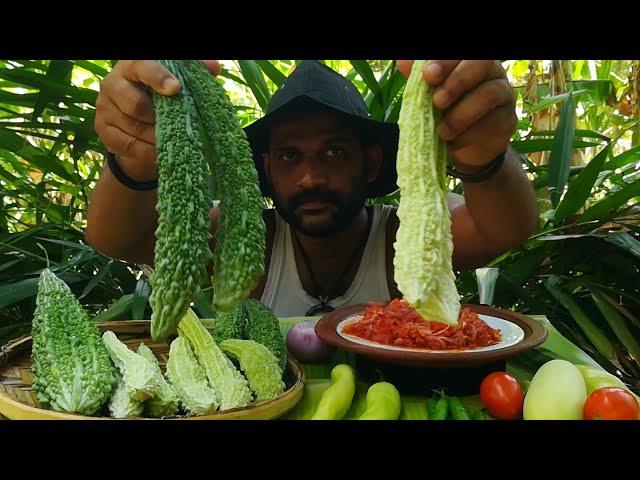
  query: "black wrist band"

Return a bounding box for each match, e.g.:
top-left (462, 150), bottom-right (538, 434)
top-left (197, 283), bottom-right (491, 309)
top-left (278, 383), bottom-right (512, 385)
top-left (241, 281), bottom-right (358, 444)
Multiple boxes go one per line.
top-left (105, 151), bottom-right (158, 191)
top-left (447, 149), bottom-right (507, 183)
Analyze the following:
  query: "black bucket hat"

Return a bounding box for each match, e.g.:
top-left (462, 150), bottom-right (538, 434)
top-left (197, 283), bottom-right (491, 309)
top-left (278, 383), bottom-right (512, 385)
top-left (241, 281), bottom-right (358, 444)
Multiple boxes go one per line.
top-left (243, 60), bottom-right (399, 198)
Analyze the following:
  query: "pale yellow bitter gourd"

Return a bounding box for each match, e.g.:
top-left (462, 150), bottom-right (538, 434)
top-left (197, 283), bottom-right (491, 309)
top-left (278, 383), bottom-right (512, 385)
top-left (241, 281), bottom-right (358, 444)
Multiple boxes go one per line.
top-left (394, 60), bottom-right (460, 326)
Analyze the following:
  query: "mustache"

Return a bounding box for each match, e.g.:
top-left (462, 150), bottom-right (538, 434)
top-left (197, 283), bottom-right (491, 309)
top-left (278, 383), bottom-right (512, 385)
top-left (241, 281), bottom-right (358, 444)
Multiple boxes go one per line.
top-left (290, 189), bottom-right (341, 210)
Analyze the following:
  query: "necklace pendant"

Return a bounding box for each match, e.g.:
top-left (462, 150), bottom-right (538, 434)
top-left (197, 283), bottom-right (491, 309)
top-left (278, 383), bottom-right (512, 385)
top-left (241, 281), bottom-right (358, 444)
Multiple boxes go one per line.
top-left (306, 298), bottom-right (335, 316)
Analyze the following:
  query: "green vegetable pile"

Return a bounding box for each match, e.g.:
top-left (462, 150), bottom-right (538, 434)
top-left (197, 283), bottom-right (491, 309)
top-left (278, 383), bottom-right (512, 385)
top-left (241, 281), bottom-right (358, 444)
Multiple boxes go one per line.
top-left (106, 305), bottom-right (287, 418)
top-left (210, 298), bottom-right (288, 371)
top-left (177, 308), bottom-right (253, 410)
top-left (29, 270), bottom-right (288, 418)
top-left (283, 357), bottom-right (640, 421)
top-left (285, 364), bottom-right (488, 421)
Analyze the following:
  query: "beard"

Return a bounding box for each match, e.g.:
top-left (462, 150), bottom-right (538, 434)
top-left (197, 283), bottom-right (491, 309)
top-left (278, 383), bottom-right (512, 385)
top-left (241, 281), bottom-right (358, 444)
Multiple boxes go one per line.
top-left (271, 180), bottom-right (368, 237)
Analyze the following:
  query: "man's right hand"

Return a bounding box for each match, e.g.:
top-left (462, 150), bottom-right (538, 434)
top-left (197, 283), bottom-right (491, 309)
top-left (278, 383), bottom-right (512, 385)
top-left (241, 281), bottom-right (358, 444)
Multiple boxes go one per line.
top-left (94, 60), bottom-right (221, 182)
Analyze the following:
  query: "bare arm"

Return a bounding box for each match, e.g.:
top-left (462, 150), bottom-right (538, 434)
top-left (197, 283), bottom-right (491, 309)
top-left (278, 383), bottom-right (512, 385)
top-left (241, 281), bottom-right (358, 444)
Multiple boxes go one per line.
top-left (449, 146), bottom-right (538, 271)
top-left (85, 162), bottom-right (158, 265)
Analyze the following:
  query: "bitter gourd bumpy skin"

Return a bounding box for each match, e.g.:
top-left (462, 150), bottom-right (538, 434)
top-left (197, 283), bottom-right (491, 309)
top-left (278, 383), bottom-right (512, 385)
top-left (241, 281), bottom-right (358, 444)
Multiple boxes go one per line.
top-left (150, 60), bottom-right (213, 341)
top-left (181, 60), bottom-right (266, 314)
top-left (394, 60), bottom-right (461, 326)
top-left (166, 336), bottom-right (219, 415)
top-left (177, 308), bottom-right (253, 410)
top-left (31, 269), bottom-right (115, 416)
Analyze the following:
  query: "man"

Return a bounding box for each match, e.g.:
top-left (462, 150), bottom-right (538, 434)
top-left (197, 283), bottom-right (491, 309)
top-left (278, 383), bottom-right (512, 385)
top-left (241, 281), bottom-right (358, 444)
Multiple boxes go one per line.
top-left (87, 60), bottom-right (538, 317)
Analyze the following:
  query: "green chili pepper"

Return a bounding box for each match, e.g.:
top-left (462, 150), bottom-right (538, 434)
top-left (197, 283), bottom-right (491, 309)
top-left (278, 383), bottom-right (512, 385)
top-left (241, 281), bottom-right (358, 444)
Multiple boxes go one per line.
top-left (357, 382), bottom-right (402, 420)
top-left (426, 397), bottom-right (437, 419)
top-left (448, 396), bottom-right (470, 420)
top-left (310, 364), bottom-right (356, 420)
top-left (343, 382), bottom-right (371, 419)
top-left (400, 396), bottom-right (428, 420)
top-left (427, 393), bottom-right (449, 420)
top-left (282, 379), bottom-right (332, 420)
top-left (471, 409), bottom-right (486, 420)
top-left (472, 409), bottom-right (497, 420)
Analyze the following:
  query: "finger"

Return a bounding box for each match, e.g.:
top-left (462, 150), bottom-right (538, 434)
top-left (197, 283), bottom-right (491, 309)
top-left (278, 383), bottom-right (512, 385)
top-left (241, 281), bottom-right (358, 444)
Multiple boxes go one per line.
top-left (98, 95), bottom-right (156, 145)
top-left (396, 60), bottom-right (460, 84)
top-left (202, 60), bottom-right (221, 76)
top-left (118, 60), bottom-right (180, 95)
top-left (96, 119), bottom-right (157, 166)
top-left (112, 101), bottom-right (156, 145)
top-left (446, 106), bottom-right (517, 159)
top-left (422, 60), bottom-right (461, 86)
top-left (103, 75), bottom-right (157, 124)
top-left (438, 79), bottom-right (515, 141)
top-left (396, 60), bottom-right (413, 78)
top-left (433, 60), bottom-right (505, 110)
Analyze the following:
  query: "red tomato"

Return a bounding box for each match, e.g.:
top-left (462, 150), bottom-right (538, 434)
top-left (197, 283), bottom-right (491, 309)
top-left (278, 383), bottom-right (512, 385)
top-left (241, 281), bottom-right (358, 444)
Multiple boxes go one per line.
top-left (583, 387), bottom-right (639, 420)
top-left (479, 372), bottom-right (524, 420)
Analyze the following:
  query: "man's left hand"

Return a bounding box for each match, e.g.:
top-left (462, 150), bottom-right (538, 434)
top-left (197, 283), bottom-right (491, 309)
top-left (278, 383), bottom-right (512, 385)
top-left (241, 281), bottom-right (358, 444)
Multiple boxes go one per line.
top-left (396, 60), bottom-right (517, 171)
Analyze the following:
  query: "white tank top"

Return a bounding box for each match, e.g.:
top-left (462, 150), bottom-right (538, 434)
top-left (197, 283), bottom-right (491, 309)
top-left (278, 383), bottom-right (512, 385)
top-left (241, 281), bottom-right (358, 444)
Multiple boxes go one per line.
top-left (261, 205), bottom-right (394, 317)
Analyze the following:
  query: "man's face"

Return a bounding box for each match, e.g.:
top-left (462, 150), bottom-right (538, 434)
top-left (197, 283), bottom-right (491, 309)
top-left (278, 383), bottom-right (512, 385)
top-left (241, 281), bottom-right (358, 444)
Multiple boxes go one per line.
top-left (264, 109), bottom-right (380, 237)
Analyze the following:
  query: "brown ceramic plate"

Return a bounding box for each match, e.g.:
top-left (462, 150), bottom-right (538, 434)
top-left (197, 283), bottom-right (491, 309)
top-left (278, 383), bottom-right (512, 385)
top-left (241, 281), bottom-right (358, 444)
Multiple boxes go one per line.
top-left (315, 303), bottom-right (547, 368)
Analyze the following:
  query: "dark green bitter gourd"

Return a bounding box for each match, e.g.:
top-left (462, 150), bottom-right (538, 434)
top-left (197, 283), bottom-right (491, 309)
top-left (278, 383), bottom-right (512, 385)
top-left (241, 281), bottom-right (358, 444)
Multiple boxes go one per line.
top-left (150, 60), bottom-right (213, 341)
top-left (31, 269), bottom-right (115, 416)
top-left (180, 60), bottom-right (266, 313)
top-left (209, 303), bottom-right (248, 344)
top-left (244, 299), bottom-right (287, 372)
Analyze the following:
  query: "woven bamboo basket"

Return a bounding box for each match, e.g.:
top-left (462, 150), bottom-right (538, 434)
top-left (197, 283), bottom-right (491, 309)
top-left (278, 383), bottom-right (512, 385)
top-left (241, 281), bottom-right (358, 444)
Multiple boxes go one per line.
top-left (0, 321), bottom-right (304, 420)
